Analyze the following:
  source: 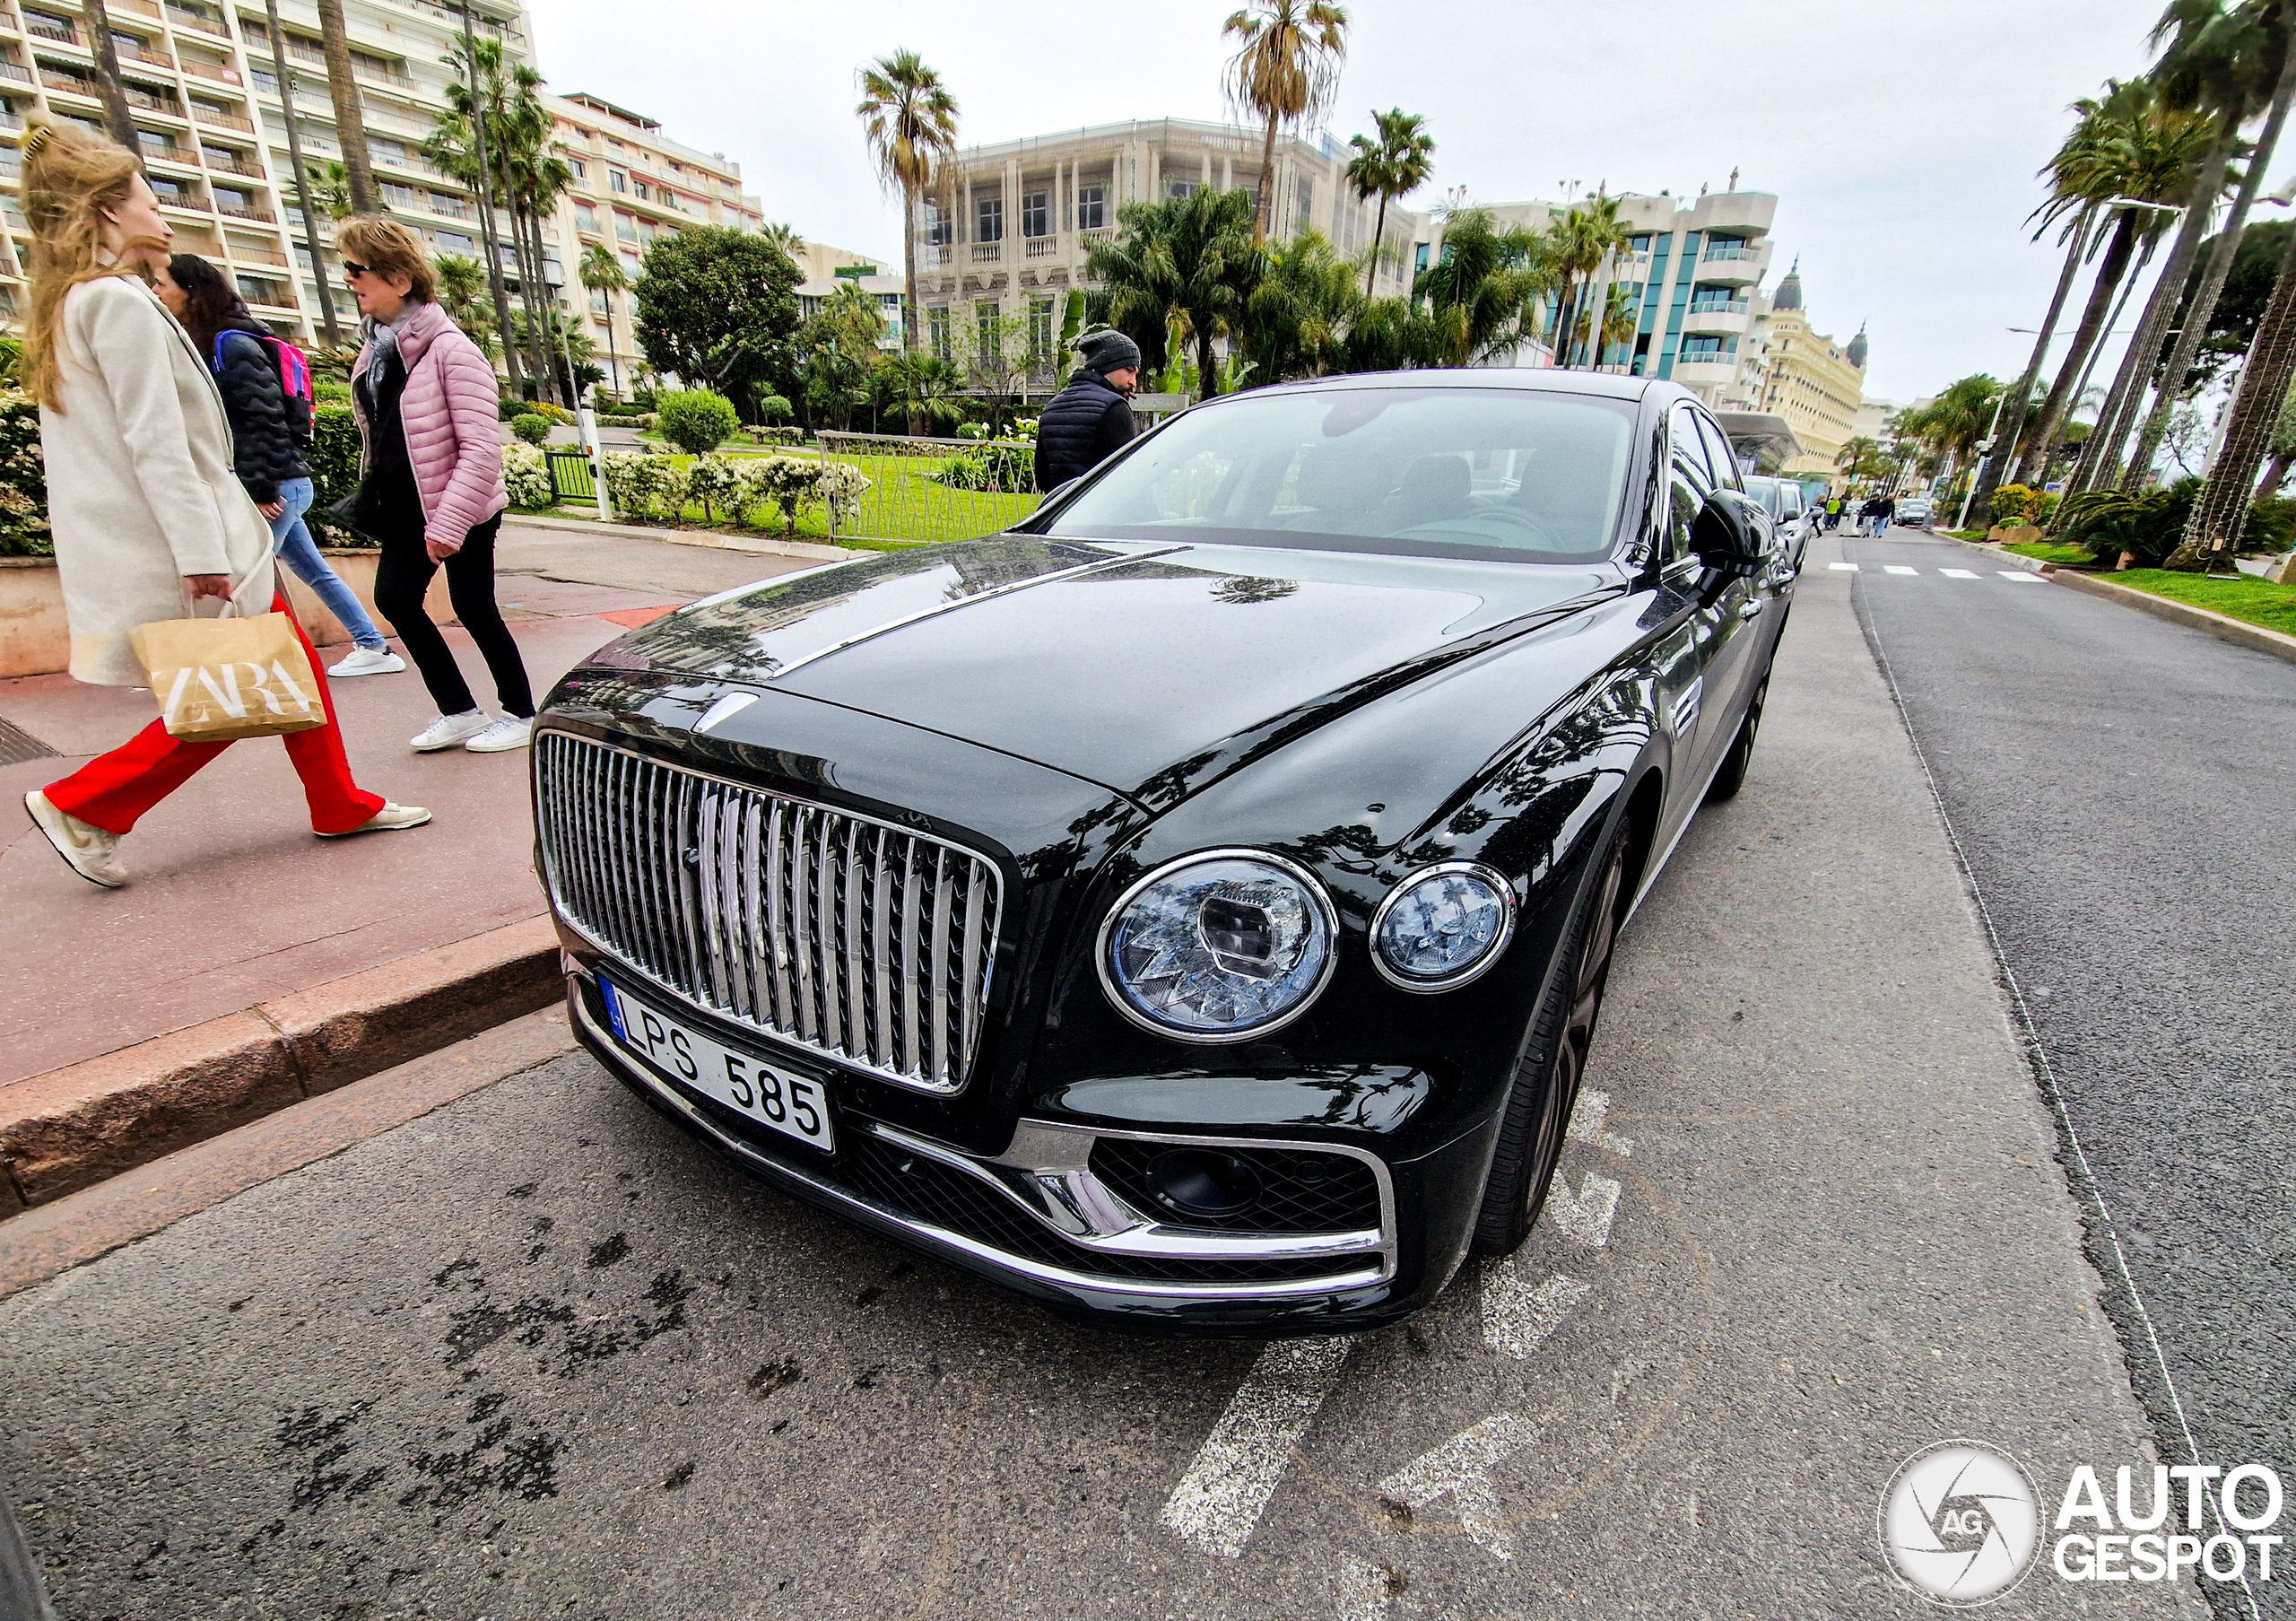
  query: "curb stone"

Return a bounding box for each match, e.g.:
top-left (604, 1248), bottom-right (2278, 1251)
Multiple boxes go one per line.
top-left (0, 914), bottom-right (563, 1209)
top-left (506, 511), bottom-right (849, 562)
top-left (1944, 536), bottom-right (2296, 667)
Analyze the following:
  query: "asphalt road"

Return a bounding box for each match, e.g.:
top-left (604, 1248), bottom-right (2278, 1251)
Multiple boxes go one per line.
top-left (0, 543), bottom-right (2202, 1619)
top-left (1847, 525), bottom-right (2296, 1620)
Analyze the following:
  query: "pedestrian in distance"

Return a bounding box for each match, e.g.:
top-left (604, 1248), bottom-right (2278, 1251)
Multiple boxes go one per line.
top-left (1874, 492), bottom-right (1897, 534)
top-left (1034, 327), bottom-right (1141, 493)
top-left (16, 119), bottom-right (426, 889)
top-left (337, 215), bottom-right (534, 754)
top-left (154, 252), bottom-right (404, 679)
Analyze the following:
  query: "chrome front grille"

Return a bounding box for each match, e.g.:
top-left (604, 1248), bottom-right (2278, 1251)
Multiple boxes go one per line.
top-left (535, 729), bottom-right (1003, 1093)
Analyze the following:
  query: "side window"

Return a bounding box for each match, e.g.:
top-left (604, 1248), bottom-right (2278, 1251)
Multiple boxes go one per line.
top-left (1695, 414), bottom-right (1744, 491)
top-left (1665, 406), bottom-right (1712, 567)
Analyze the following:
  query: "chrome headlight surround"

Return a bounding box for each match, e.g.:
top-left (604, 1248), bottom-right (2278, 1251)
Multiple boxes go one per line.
top-left (1369, 860), bottom-right (1518, 993)
top-left (1095, 848), bottom-right (1341, 1044)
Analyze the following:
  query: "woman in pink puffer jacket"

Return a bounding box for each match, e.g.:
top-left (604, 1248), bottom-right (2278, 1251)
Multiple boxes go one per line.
top-left (341, 215), bottom-right (534, 755)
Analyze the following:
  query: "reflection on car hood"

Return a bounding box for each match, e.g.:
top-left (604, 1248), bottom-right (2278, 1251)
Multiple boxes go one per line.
top-left (611, 536), bottom-right (1617, 800)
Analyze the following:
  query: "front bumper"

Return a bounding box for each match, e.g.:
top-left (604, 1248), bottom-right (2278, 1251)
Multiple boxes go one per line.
top-left (564, 964), bottom-right (1486, 1334)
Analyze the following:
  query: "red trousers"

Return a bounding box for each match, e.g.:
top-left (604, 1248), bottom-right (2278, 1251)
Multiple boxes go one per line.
top-left (44, 593), bottom-right (386, 837)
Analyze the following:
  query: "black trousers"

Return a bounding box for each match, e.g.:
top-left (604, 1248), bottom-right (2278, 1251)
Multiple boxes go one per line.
top-left (370, 514), bottom-right (535, 719)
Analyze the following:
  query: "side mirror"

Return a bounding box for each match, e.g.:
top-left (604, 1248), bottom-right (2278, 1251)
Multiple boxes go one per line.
top-left (1692, 489), bottom-right (1770, 577)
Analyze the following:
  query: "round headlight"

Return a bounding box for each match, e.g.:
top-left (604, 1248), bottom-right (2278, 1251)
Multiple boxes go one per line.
top-left (1098, 850), bottom-right (1338, 1041)
top-left (1370, 862), bottom-right (1516, 991)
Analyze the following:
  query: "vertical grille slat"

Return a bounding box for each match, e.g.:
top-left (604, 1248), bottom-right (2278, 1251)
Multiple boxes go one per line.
top-left (538, 734), bottom-right (1003, 1094)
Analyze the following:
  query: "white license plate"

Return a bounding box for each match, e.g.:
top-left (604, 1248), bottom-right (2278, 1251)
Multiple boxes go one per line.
top-left (599, 979), bottom-right (834, 1153)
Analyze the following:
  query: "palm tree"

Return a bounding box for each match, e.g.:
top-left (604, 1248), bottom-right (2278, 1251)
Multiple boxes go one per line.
top-left (578, 242), bottom-right (628, 395)
top-left (434, 252), bottom-right (497, 357)
top-left (1088, 187), bottom-right (1264, 397)
top-left (1589, 281), bottom-right (1638, 370)
top-left (759, 222), bottom-right (804, 259)
top-left (303, 159), bottom-right (353, 221)
top-left (315, 0), bottom-right (377, 214)
top-left (1344, 108), bottom-right (1434, 295)
top-left (1544, 193), bottom-right (1632, 369)
top-left (857, 50), bottom-right (959, 357)
top-left (1413, 206), bottom-right (1551, 366)
top-left (2011, 80), bottom-right (2212, 487)
top-left (2124, 0), bottom-right (2296, 485)
top-left (1243, 227), bottom-right (1361, 379)
top-left (1222, 0), bottom-right (1349, 246)
top-left (2176, 175), bottom-right (2296, 556)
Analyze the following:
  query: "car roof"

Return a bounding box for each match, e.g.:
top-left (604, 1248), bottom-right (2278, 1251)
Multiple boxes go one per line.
top-left (1205, 367), bottom-right (1687, 408)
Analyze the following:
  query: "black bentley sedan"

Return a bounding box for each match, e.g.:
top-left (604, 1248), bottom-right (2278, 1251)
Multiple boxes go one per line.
top-left (530, 371), bottom-right (1788, 1333)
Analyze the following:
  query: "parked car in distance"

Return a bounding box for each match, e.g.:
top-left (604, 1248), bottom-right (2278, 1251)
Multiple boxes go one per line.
top-left (531, 370), bottom-right (1794, 1334)
top-left (1743, 474), bottom-right (1812, 568)
top-left (1895, 495), bottom-right (1934, 529)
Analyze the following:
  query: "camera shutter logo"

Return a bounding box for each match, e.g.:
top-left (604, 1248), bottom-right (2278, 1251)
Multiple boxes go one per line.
top-left (1879, 1441), bottom-right (2040, 1606)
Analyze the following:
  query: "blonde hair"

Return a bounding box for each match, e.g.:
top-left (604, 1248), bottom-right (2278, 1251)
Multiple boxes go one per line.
top-left (335, 214), bottom-right (435, 305)
top-left (20, 118), bottom-right (151, 411)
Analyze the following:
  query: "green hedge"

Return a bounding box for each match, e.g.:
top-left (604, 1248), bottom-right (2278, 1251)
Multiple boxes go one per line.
top-left (0, 389), bottom-right (50, 557)
top-left (304, 404), bottom-right (368, 547)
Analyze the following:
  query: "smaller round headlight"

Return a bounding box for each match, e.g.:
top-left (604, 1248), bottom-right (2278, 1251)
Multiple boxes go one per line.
top-left (1370, 862), bottom-right (1516, 991)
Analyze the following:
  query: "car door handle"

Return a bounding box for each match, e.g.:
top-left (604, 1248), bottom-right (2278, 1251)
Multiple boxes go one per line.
top-left (1738, 597), bottom-right (1765, 620)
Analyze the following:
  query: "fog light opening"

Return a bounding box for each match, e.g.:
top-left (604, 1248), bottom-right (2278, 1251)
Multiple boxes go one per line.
top-left (1146, 1148), bottom-right (1263, 1219)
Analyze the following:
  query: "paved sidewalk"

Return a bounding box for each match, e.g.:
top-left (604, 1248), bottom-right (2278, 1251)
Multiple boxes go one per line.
top-left (0, 524), bottom-right (814, 1094)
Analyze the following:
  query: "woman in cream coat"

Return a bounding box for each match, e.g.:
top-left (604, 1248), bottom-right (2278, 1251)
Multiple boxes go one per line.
top-left (18, 119), bottom-right (424, 888)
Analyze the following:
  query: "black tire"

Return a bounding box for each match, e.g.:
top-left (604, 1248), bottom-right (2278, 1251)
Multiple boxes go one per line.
top-left (1704, 667), bottom-right (1771, 804)
top-left (1471, 822), bottom-right (1631, 1257)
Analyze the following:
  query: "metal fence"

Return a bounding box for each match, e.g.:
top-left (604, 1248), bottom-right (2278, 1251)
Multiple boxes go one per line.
top-left (546, 447), bottom-right (598, 503)
top-left (815, 431), bottom-right (1042, 546)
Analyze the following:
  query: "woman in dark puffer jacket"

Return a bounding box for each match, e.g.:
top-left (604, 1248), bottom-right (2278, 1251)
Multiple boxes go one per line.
top-left (155, 254), bottom-right (403, 676)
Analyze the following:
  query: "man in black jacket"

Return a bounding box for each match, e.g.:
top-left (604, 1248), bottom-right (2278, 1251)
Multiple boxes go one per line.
top-left (1034, 328), bottom-right (1141, 492)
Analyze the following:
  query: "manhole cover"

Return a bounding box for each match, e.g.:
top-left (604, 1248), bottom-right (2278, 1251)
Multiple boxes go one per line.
top-left (0, 713), bottom-right (59, 767)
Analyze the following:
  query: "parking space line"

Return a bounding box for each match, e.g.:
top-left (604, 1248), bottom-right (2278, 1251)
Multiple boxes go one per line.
top-left (1161, 1336), bottom-right (1356, 1557)
top-left (1829, 562), bottom-right (1859, 571)
top-left (1998, 571), bottom-right (2043, 581)
top-left (1884, 565), bottom-right (1918, 576)
top-left (1376, 1414), bottom-right (1546, 1561)
top-left (1482, 1264), bottom-right (1591, 1358)
top-left (1544, 1172), bottom-right (1622, 1248)
top-left (1938, 568), bottom-right (1979, 579)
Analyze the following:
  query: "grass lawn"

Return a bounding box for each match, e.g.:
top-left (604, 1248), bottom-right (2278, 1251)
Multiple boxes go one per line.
top-left (2109, 568), bottom-right (2296, 638)
top-left (2001, 540), bottom-right (2096, 567)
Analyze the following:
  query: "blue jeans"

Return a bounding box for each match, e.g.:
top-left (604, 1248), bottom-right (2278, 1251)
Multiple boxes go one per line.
top-left (266, 477), bottom-right (386, 651)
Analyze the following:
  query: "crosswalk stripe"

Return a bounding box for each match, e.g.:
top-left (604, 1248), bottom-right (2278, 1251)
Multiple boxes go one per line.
top-left (1884, 565), bottom-right (1918, 575)
top-left (1939, 568), bottom-right (1979, 579)
top-left (1829, 562), bottom-right (1859, 571)
top-left (1998, 571), bottom-right (2043, 582)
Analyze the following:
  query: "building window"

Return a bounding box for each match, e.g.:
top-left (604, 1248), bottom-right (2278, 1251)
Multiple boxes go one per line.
top-left (576, 202), bottom-right (599, 233)
top-left (924, 199), bottom-right (951, 246)
top-left (928, 305), bottom-right (951, 362)
top-left (249, 66), bottom-right (276, 92)
top-left (620, 248), bottom-right (641, 275)
top-left (609, 170), bottom-right (627, 194)
top-left (634, 180), bottom-right (649, 201)
top-left (975, 300), bottom-right (1002, 369)
top-left (434, 231), bottom-right (475, 256)
top-left (1075, 184), bottom-right (1105, 231)
top-left (146, 175), bottom-right (187, 203)
top-left (1294, 182), bottom-right (1312, 235)
top-left (1022, 189), bottom-right (1048, 238)
top-left (975, 195), bottom-right (1003, 243)
top-left (569, 157), bottom-right (586, 180)
top-left (614, 212), bottom-right (639, 243)
top-left (370, 136), bottom-right (405, 166)
top-left (1165, 179), bottom-right (1198, 201)
top-left (1029, 295), bottom-right (1053, 363)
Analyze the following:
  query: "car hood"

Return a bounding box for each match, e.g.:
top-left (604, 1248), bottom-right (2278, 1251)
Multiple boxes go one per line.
top-left (611, 536), bottom-right (1619, 804)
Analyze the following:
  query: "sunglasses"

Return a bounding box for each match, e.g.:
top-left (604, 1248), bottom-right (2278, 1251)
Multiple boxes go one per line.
top-left (339, 260), bottom-right (370, 279)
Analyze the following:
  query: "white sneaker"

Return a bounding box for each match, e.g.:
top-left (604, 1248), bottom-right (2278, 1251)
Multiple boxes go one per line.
top-left (330, 646), bottom-right (405, 676)
top-left (24, 789), bottom-right (127, 887)
top-left (317, 801), bottom-right (432, 837)
top-left (464, 714), bottom-right (535, 754)
top-left (410, 710), bottom-right (491, 752)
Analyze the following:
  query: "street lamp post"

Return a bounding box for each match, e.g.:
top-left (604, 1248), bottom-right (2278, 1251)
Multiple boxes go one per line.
top-left (1954, 388), bottom-right (2014, 533)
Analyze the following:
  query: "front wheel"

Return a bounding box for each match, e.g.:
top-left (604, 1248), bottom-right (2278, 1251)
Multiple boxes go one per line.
top-left (1704, 667), bottom-right (1771, 804)
top-left (1471, 823), bottom-right (1631, 1257)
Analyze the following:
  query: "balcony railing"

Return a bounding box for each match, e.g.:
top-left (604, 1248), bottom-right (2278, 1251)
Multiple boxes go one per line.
top-left (204, 153), bottom-right (265, 178)
top-left (164, 4), bottom-right (229, 35)
top-left (122, 84), bottom-right (182, 116)
top-left (0, 60), bottom-right (31, 83)
top-left (24, 17), bottom-right (75, 42)
top-left (109, 0), bottom-right (162, 15)
top-left (38, 67), bottom-right (97, 97)
top-left (228, 246), bottom-right (291, 267)
top-left (179, 57), bottom-right (241, 85)
top-left (1676, 345), bottom-right (1738, 366)
top-left (0, 109), bottom-right (22, 131)
top-left (1688, 297), bottom-right (1750, 316)
top-left (970, 241), bottom-right (1001, 262)
top-left (1024, 236), bottom-right (1057, 257)
top-left (1702, 242), bottom-right (1753, 261)
top-left (216, 203), bottom-right (273, 222)
top-left (192, 105), bottom-right (254, 133)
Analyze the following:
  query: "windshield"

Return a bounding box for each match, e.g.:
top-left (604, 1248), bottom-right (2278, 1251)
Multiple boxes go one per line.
top-left (1044, 385), bottom-right (1639, 564)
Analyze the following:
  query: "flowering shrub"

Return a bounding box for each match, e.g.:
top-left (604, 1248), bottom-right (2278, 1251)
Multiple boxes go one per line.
top-left (741, 455), bottom-right (870, 536)
top-left (0, 389), bottom-right (49, 557)
top-left (935, 443), bottom-right (1034, 493)
top-left (502, 443), bottom-right (554, 510)
top-left (818, 460), bottom-right (868, 529)
top-left (601, 451), bottom-right (689, 522)
top-left (684, 455), bottom-right (744, 523)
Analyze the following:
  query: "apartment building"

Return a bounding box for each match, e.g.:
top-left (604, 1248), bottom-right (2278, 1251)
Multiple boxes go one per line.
top-left (1750, 263), bottom-right (1866, 476)
top-left (544, 90), bottom-right (764, 392)
top-left (917, 116), bottom-right (1424, 382)
top-left (791, 238), bottom-right (904, 351)
top-left (0, 0), bottom-right (536, 338)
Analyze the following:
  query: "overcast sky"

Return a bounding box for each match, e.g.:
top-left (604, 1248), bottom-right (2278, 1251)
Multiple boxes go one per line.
top-left (526, 0), bottom-right (2184, 404)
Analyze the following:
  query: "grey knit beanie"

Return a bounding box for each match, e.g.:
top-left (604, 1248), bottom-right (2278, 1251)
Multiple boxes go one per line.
top-left (1076, 327), bottom-right (1143, 376)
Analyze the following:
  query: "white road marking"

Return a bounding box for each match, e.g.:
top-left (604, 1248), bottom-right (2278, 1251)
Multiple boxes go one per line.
top-left (1161, 1336), bottom-right (1355, 1557)
top-left (1378, 1414), bottom-right (1544, 1560)
top-left (1482, 1263), bottom-right (1592, 1358)
top-left (1564, 1088), bottom-right (1634, 1155)
top-left (1334, 1555), bottom-right (1394, 1620)
top-left (1544, 1172), bottom-right (1622, 1249)
top-left (1998, 570), bottom-right (2044, 581)
top-left (1938, 568), bottom-right (1979, 579)
top-left (1828, 561), bottom-right (1859, 571)
top-left (1883, 564), bottom-right (1918, 575)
